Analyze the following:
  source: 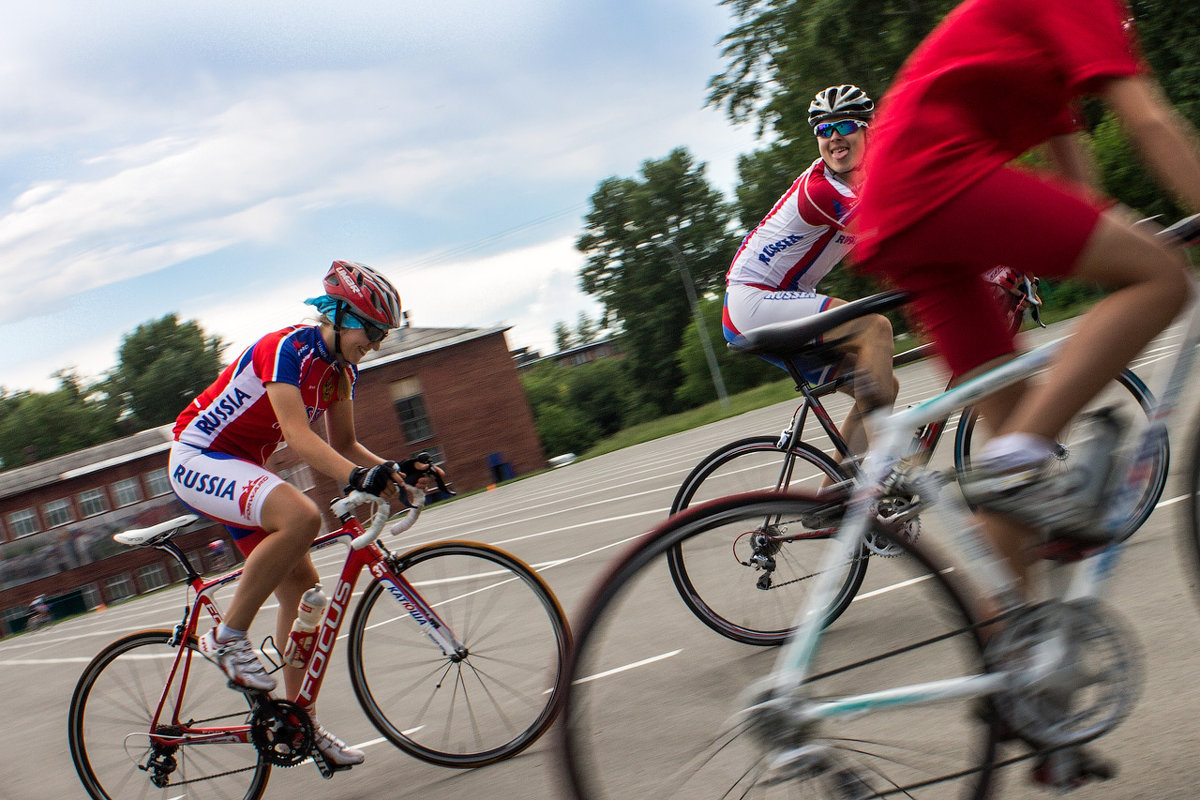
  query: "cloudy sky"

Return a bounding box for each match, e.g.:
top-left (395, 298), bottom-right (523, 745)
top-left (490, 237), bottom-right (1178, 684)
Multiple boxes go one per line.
top-left (1, 1), bottom-right (766, 393)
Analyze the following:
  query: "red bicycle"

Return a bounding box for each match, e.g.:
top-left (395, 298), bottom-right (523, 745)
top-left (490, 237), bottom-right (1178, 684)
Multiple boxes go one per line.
top-left (68, 490), bottom-right (569, 799)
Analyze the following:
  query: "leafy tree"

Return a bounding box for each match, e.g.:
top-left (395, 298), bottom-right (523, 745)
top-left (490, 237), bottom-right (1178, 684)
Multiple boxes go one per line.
top-left (675, 295), bottom-right (780, 407)
top-left (0, 372), bottom-right (120, 468)
top-left (106, 314), bottom-right (226, 429)
top-left (577, 148), bottom-right (734, 414)
top-left (554, 321), bottom-right (573, 352)
top-left (709, 0), bottom-right (957, 144)
top-left (567, 358), bottom-right (630, 437)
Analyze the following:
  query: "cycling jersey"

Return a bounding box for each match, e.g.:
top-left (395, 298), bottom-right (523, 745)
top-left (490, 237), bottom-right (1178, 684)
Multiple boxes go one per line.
top-left (173, 325), bottom-right (354, 465)
top-left (726, 158), bottom-right (858, 292)
top-left (724, 158), bottom-right (859, 384)
top-left (856, 0), bottom-right (1142, 259)
top-left (169, 325), bottom-right (355, 546)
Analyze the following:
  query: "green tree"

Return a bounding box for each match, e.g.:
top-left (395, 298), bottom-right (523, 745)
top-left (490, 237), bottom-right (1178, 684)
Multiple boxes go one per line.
top-left (709, 0), bottom-right (957, 144)
top-left (675, 295), bottom-right (779, 407)
top-left (567, 358), bottom-right (630, 437)
top-left (577, 148), bottom-right (734, 414)
top-left (0, 372), bottom-right (121, 468)
top-left (520, 361), bottom-right (604, 456)
top-left (106, 314), bottom-right (226, 429)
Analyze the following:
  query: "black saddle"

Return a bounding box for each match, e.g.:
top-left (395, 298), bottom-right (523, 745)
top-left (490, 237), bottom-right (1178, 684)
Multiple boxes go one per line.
top-left (733, 290), bottom-right (910, 362)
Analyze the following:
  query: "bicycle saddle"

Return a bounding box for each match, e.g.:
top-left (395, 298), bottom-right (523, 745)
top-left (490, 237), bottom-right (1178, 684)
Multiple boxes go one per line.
top-left (734, 290), bottom-right (910, 359)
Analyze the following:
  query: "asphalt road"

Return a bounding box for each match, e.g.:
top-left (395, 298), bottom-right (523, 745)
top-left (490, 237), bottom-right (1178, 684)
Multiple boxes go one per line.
top-left (4, 319), bottom-right (1200, 799)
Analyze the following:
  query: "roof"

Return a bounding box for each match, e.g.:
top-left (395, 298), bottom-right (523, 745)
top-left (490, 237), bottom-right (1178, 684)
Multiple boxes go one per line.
top-left (0, 424), bottom-right (175, 501)
top-left (358, 325), bottom-right (511, 372)
top-left (0, 325), bottom-right (510, 500)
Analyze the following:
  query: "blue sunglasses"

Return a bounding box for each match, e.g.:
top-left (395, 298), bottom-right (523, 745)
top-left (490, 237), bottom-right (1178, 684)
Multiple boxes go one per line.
top-left (814, 119), bottom-right (869, 138)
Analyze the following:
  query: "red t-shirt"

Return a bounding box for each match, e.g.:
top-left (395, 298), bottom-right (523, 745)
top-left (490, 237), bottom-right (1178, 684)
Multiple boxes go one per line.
top-left (855, 0), bottom-right (1143, 259)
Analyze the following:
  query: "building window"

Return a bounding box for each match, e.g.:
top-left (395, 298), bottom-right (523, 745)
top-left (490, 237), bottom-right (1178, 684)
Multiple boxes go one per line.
top-left (6, 509), bottom-right (39, 538)
top-left (112, 477), bottom-right (143, 508)
top-left (136, 563), bottom-right (169, 592)
top-left (145, 468), bottom-right (172, 497)
top-left (390, 377), bottom-right (434, 443)
top-left (78, 488), bottom-right (110, 518)
top-left (43, 498), bottom-right (75, 528)
top-left (104, 574), bottom-right (136, 602)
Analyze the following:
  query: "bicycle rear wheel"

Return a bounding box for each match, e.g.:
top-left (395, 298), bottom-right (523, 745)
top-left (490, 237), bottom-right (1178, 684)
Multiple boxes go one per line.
top-left (560, 491), bottom-right (998, 800)
top-left (955, 368), bottom-right (1167, 541)
top-left (348, 541), bottom-right (569, 767)
top-left (669, 436), bottom-right (865, 644)
top-left (68, 629), bottom-right (269, 800)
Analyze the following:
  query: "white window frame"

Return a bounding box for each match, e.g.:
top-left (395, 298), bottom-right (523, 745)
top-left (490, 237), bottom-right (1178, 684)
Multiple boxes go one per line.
top-left (145, 468), bottom-right (172, 497)
top-left (6, 508), bottom-right (39, 538)
top-left (77, 488), bottom-right (110, 518)
top-left (43, 498), bottom-right (75, 528)
top-left (112, 477), bottom-right (143, 508)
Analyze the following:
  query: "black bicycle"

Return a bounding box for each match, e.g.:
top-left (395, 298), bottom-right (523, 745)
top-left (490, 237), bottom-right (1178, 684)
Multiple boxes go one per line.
top-left (667, 275), bottom-right (1168, 645)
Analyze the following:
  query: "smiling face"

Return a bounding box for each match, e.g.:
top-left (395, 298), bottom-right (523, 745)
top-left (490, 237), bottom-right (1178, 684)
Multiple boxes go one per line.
top-left (337, 326), bottom-right (383, 364)
top-left (816, 118), bottom-right (868, 177)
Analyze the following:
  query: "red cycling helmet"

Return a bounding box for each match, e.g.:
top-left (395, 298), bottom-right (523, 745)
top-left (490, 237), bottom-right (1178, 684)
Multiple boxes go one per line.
top-left (323, 260), bottom-right (403, 329)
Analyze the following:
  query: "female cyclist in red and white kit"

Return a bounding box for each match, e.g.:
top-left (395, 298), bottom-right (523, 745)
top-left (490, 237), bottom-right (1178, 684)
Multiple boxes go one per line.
top-left (170, 260), bottom-right (413, 767)
top-left (725, 85), bottom-right (898, 457)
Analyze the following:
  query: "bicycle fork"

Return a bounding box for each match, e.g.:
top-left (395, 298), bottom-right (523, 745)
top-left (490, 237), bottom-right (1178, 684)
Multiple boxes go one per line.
top-left (371, 561), bottom-right (466, 659)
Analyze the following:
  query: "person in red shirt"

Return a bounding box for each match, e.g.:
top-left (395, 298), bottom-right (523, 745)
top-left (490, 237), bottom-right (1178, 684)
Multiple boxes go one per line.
top-left (855, 0), bottom-right (1200, 579)
top-left (170, 260), bottom-right (412, 768)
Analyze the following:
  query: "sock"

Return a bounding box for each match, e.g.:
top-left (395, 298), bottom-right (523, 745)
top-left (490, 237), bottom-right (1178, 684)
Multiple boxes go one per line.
top-left (216, 623), bottom-right (247, 643)
top-left (978, 432), bottom-right (1058, 472)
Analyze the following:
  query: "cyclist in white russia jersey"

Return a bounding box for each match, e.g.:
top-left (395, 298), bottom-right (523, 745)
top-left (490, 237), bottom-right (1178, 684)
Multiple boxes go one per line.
top-left (724, 84), bottom-right (898, 459)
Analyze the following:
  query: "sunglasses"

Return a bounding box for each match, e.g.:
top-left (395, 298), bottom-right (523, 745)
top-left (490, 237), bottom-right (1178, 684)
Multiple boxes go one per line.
top-left (814, 119), bottom-right (868, 138)
top-left (349, 313), bottom-right (389, 343)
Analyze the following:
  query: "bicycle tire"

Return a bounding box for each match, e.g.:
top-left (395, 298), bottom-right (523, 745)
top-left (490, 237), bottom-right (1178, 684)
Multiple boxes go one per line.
top-left (954, 367), bottom-right (1168, 541)
top-left (68, 629), bottom-right (270, 800)
top-left (669, 435), bottom-right (866, 644)
top-left (347, 540), bottom-right (570, 768)
top-left (559, 491), bottom-right (998, 800)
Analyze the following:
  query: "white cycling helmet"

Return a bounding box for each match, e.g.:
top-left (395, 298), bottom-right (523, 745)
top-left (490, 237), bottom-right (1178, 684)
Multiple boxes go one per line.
top-left (808, 84), bottom-right (875, 128)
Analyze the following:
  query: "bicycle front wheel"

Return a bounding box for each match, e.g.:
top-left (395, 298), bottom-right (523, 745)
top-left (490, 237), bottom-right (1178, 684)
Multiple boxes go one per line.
top-left (68, 629), bottom-right (270, 800)
top-left (560, 491), bottom-right (998, 800)
top-left (669, 436), bottom-right (865, 644)
top-left (955, 368), bottom-right (1167, 541)
top-left (348, 541), bottom-right (569, 767)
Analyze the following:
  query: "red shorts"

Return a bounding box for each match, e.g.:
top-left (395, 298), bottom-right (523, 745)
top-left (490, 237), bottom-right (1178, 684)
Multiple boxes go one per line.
top-left (858, 166), bottom-right (1105, 377)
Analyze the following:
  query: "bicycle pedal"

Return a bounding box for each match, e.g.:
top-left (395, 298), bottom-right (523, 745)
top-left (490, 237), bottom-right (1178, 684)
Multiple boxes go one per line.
top-left (1031, 748), bottom-right (1116, 791)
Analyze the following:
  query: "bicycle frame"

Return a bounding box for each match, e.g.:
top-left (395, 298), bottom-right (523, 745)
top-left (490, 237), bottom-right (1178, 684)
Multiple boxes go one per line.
top-left (763, 269), bottom-right (1200, 726)
top-left (140, 493), bottom-right (456, 751)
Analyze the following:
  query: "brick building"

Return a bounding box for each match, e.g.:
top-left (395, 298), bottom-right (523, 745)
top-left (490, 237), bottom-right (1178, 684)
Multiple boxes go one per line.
top-left (0, 325), bottom-right (544, 635)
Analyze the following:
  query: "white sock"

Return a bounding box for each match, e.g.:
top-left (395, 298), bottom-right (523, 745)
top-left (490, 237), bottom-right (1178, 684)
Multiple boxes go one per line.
top-left (216, 623), bottom-right (247, 643)
top-left (978, 432), bottom-right (1058, 471)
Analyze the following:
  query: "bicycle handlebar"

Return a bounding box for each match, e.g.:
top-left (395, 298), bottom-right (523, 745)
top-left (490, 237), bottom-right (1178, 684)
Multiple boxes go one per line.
top-left (1159, 213), bottom-right (1200, 246)
top-left (333, 490), bottom-right (425, 550)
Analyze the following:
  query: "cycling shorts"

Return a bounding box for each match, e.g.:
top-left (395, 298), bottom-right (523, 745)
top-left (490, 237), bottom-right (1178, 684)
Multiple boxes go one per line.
top-left (168, 442), bottom-right (286, 555)
top-left (858, 166), bottom-right (1103, 378)
top-left (723, 283), bottom-right (843, 386)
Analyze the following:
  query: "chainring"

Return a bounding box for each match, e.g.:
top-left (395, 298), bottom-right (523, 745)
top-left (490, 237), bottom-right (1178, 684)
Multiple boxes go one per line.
top-left (250, 698), bottom-right (315, 767)
top-left (986, 599), bottom-right (1141, 748)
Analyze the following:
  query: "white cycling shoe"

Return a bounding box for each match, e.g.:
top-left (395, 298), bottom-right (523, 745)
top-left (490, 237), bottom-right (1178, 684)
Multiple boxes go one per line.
top-left (197, 628), bottom-right (277, 692)
top-left (313, 721), bottom-right (365, 767)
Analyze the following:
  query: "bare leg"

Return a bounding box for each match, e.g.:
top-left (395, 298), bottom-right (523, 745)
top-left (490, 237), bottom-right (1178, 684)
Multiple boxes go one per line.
top-left (996, 211), bottom-right (1190, 439)
top-left (222, 483), bottom-right (322, 634)
top-left (275, 556), bottom-right (321, 704)
top-left (824, 309), bottom-right (899, 485)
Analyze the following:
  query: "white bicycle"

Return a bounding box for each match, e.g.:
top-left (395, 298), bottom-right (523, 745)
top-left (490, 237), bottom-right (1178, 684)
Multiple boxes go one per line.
top-left (558, 214), bottom-right (1200, 798)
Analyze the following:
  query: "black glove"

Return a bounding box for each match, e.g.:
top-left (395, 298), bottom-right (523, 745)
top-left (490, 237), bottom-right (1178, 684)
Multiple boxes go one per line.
top-left (347, 464), bottom-right (393, 496)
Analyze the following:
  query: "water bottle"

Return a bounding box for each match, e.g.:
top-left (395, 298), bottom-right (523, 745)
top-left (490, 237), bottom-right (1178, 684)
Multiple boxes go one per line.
top-left (282, 584), bottom-right (328, 668)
